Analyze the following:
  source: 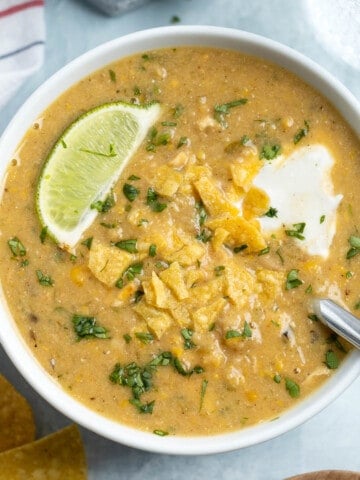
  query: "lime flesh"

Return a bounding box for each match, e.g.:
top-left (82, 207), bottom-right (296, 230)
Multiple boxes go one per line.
top-left (36, 102), bottom-right (161, 248)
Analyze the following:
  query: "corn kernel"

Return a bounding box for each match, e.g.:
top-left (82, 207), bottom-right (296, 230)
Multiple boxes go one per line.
top-left (70, 265), bottom-right (88, 286)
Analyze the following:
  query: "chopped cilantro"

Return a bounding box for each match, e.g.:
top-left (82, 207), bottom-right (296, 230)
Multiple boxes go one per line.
top-left (214, 265), bottom-right (225, 276)
top-left (320, 214), bottom-right (326, 224)
top-left (346, 235), bottom-right (360, 259)
top-left (181, 328), bottom-right (196, 349)
top-left (258, 246), bottom-right (270, 256)
top-left (195, 201), bottom-right (207, 227)
top-left (273, 374), bottom-right (282, 384)
top-left (135, 332), bottom-right (154, 344)
top-left (40, 226), bottom-right (48, 244)
top-left (307, 313), bottom-right (319, 321)
top-left (305, 284), bottom-right (313, 294)
top-left (128, 174), bottom-right (140, 181)
top-left (8, 237), bottom-right (26, 257)
top-left (124, 262), bottom-right (143, 281)
top-left (36, 270), bottom-right (54, 286)
top-left (260, 143), bottom-right (281, 160)
top-left (149, 244), bottom-right (157, 257)
top-left (100, 222), bottom-right (116, 229)
top-left (265, 207), bottom-right (278, 218)
top-left (326, 333), bottom-right (347, 353)
top-left (109, 69), bottom-right (116, 82)
top-left (285, 378), bottom-right (300, 398)
top-left (177, 136), bottom-right (188, 148)
top-left (294, 120), bottom-right (309, 144)
top-left (20, 259), bottom-right (29, 267)
top-left (199, 379), bottom-right (208, 412)
top-left (123, 333), bottom-right (132, 344)
top-left (276, 248), bottom-right (284, 264)
top-left (346, 271), bottom-right (353, 279)
top-left (113, 239), bottom-right (138, 253)
top-left (161, 121), bottom-right (177, 127)
top-left (72, 314), bottom-right (109, 340)
top-left (146, 187), bottom-right (167, 212)
top-left (173, 103), bottom-right (184, 118)
top-left (171, 15), bottom-right (180, 23)
top-left (355, 300), bottom-right (360, 310)
top-left (225, 321), bottom-right (252, 339)
top-left (234, 244), bottom-right (248, 253)
top-left (285, 269), bottom-right (303, 290)
top-left (214, 98), bottom-right (248, 127)
top-left (325, 349), bottom-right (339, 369)
top-left (81, 237), bottom-right (93, 250)
top-left (153, 429), bottom-right (169, 436)
top-left (285, 222), bottom-right (306, 240)
top-left (129, 398), bottom-right (155, 414)
top-left (91, 192), bottom-right (115, 213)
top-left (196, 229), bottom-right (212, 243)
top-left (123, 183), bottom-right (139, 202)
top-left (133, 85), bottom-right (142, 95)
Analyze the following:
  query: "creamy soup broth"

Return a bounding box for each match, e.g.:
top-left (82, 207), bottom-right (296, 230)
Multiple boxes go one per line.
top-left (0, 47), bottom-right (359, 436)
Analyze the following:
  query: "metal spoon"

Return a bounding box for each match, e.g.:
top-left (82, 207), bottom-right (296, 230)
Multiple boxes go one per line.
top-left (312, 299), bottom-right (360, 350)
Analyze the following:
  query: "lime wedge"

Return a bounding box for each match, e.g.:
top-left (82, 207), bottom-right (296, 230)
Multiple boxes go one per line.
top-left (36, 102), bottom-right (161, 248)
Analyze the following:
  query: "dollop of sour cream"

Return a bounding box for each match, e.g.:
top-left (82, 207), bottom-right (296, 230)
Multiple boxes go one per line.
top-left (253, 145), bottom-right (343, 258)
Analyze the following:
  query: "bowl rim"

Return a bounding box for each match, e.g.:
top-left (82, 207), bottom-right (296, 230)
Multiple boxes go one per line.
top-left (1, 25), bottom-right (360, 455)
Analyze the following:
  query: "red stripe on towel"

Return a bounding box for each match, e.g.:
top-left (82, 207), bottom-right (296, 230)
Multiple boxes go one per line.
top-left (0, 0), bottom-right (44, 19)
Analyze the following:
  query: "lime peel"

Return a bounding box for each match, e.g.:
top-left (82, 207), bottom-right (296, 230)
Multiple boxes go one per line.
top-left (36, 102), bottom-right (161, 249)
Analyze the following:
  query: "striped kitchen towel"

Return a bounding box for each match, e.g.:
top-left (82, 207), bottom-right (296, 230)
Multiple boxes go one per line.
top-left (0, 0), bottom-right (45, 110)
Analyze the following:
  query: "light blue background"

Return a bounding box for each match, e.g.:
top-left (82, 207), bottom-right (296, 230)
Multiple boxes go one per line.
top-left (1, 1), bottom-right (360, 478)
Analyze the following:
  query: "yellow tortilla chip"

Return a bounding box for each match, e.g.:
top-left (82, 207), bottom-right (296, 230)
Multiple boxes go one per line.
top-left (256, 268), bottom-right (285, 300)
top-left (225, 263), bottom-right (256, 307)
top-left (229, 156), bottom-right (262, 191)
top-left (167, 151), bottom-right (190, 169)
top-left (193, 176), bottom-right (238, 217)
top-left (151, 164), bottom-right (183, 197)
top-left (206, 215), bottom-right (266, 252)
top-left (159, 262), bottom-right (189, 300)
top-left (88, 240), bottom-right (133, 287)
top-left (192, 297), bottom-right (227, 331)
top-left (0, 375), bottom-right (35, 453)
top-left (133, 302), bottom-right (173, 339)
top-left (242, 186), bottom-right (270, 219)
top-left (167, 242), bottom-right (205, 266)
top-left (189, 277), bottom-right (225, 305)
top-left (184, 164), bottom-right (212, 183)
top-left (211, 227), bottom-right (229, 252)
top-left (150, 271), bottom-right (175, 308)
top-left (169, 304), bottom-right (192, 328)
top-left (0, 425), bottom-right (87, 479)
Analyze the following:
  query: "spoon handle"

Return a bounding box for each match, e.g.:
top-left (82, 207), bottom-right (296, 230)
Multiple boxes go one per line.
top-left (313, 299), bottom-right (360, 350)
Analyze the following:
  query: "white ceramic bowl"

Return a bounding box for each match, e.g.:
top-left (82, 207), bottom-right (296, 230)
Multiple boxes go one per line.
top-left (1, 26), bottom-right (360, 455)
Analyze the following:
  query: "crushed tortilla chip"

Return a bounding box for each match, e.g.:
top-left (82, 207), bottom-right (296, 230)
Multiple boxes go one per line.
top-left (151, 165), bottom-right (183, 197)
top-left (88, 240), bottom-right (133, 287)
top-left (133, 302), bottom-right (173, 339)
top-left (242, 186), bottom-right (270, 219)
top-left (150, 271), bottom-right (175, 309)
top-left (184, 164), bottom-right (212, 183)
top-left (211, 227), bottom-right (229, 252)
top-left (192, 297), bottom-right (227, 331)
top-left (189, 277), bottom-right (225, 306)
top-left (167, 242), bottom-right (205, 266)
top-left (0, 375), bottom-right (35, 453)
top-left (193, 176), bottom-right (238, 217)
top-left (159, 261), bottom-right (189, 300)
top-left (206, 215), bottom-right (266, 252)
top-left (229, 156), bottom-right (262, 192)
top-left (256, 269), bottom-right (285, 300)
top-left (225, 263), bottom-right (256, 307)
top-left (0, 425), bottom-right (87, 479)
top-left (185, 268), bottom-right (207, 289)
top-left (169, 303), bottom-right (192, 327)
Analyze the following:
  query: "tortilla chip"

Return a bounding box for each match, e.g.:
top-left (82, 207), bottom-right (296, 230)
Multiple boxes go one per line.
top-left (242, 186), bottom-right (270, 219)
top-left (133, 302), bottom-right (173, 339)
top-left (192, 297), bottom-right (227, 331)
top-left (88, 240), bottom-right (133, 287)
top-left (229, 156), bottom-right (262, 192)
top-left (193, 176), bottom-right (238, 217)
top-left (151, 165), bottom-right (183, 197)
top-left (0, 374), bottom-right (35, 453)
top-left (159, 261), bottom-right (189, 300)
top-left (0, 424), bottom-right (87, 479)
top-left (167, 242), bottom-right (205, 266)
top-left (206, 215), bottom-right (266, 252)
